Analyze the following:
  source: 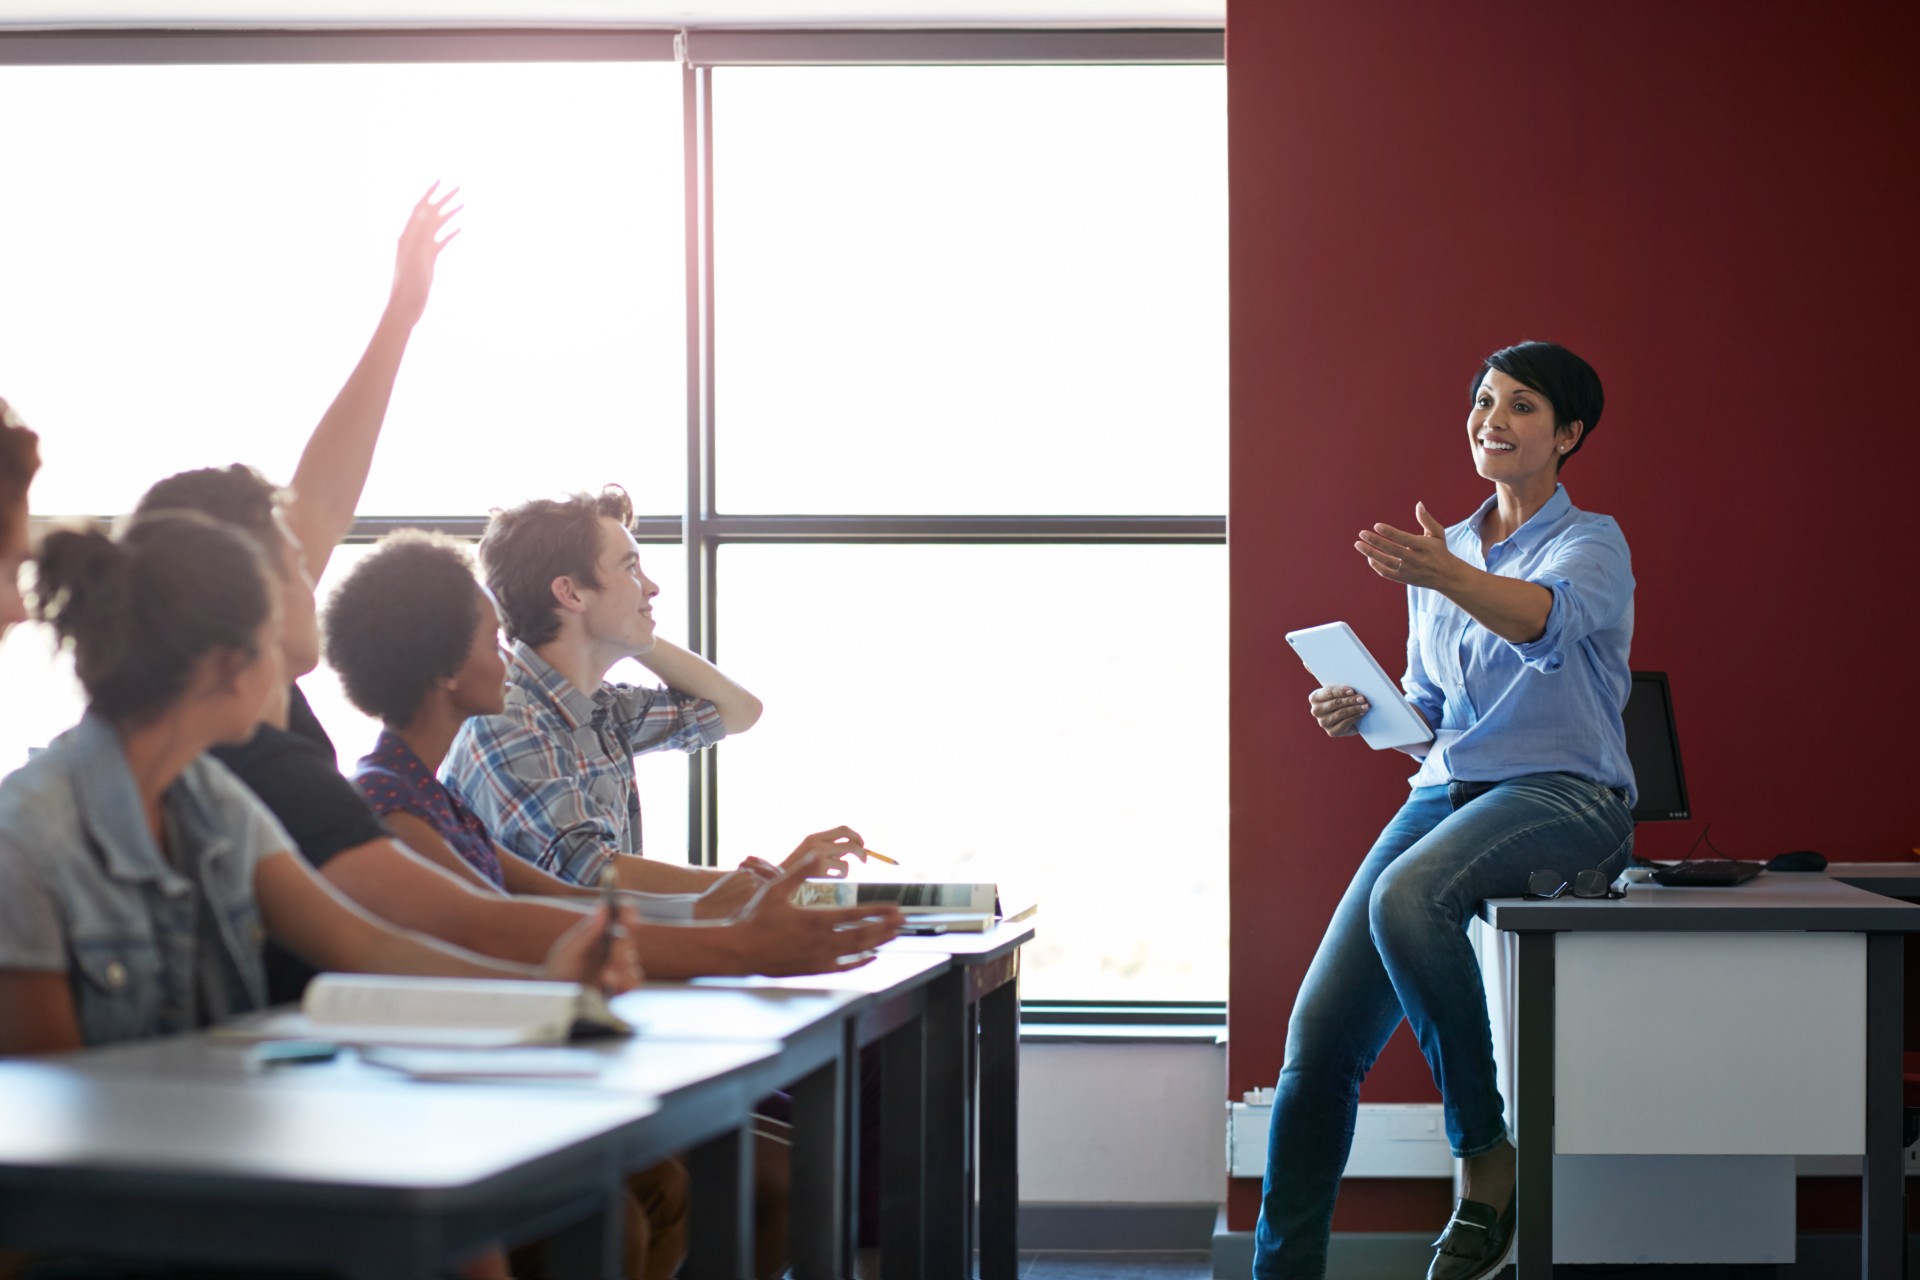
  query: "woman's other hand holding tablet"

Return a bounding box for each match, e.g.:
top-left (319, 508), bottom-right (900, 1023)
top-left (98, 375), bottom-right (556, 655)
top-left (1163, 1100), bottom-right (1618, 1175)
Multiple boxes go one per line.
top-left (1308, 685), bottom-right (1370, 738)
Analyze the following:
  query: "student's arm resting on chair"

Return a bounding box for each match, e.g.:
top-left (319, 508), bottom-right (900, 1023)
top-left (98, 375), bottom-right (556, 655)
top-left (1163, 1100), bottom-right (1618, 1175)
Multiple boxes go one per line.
top-left (284, 184), bottom-right (459, 580)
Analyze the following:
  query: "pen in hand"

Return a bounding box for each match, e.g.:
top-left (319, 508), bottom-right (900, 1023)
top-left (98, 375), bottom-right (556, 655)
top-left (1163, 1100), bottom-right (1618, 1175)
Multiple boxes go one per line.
top-left (862, 848), bottom-right (899, 866)
top-left (587, 862), bottom-right (619, 994)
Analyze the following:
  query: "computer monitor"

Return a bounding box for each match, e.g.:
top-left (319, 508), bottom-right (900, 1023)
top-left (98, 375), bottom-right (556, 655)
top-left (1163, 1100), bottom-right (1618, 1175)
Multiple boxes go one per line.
top-left (1622, 670), bottom-right (1690, 822)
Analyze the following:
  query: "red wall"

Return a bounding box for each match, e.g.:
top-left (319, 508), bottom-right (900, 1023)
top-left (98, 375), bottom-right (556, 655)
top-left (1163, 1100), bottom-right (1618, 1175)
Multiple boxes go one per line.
top-left (1226, 0), bottom-right (1920, 1231)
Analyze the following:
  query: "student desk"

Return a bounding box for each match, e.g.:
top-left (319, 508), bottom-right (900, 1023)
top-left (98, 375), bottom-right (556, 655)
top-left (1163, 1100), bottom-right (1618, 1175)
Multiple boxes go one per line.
top-left (609, 980), bottom-right (872, 1278)
top-left (0, 1053), bottom-right (663, 1279)
top-left (892, 920), bottom-right (1036, 1280)
top-left (689, 950), bottom-right (954, 1277)
top-left (1480, 873), bottom-right (1920, 1278)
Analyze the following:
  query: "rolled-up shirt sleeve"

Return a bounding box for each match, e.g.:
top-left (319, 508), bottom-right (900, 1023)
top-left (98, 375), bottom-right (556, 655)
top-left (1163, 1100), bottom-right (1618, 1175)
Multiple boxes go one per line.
top-left (605, 683), bottom-right (728, 754)
top-left (1512, 521), bottom-right (1634, 673)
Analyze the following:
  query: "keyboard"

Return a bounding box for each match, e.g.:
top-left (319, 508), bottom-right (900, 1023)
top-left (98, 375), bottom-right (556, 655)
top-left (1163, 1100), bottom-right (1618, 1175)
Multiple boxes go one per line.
top-left (1649, 860), bottom-right (1766, 887)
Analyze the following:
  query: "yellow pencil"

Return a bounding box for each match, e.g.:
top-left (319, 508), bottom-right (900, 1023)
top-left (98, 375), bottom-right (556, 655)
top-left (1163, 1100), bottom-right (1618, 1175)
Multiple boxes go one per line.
top-left (863, 848), bottom-right (899, 866)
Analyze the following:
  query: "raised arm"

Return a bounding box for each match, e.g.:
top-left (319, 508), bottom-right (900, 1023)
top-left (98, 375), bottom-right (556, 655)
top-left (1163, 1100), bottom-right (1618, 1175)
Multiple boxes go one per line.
top-left (632, 638), bottom-right (764, 735)
top-left (286, 183), bottom-right (461, 580)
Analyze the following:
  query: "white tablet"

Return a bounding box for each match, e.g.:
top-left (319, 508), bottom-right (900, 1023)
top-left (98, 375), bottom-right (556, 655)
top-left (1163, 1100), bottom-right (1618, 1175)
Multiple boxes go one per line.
top-left (1284, 621), bottom-right (1435, 751)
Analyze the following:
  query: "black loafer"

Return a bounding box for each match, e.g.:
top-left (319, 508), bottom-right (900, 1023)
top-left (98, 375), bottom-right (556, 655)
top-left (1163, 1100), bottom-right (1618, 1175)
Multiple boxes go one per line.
top-left (1426, 1190), bottom-right (1517, 1280)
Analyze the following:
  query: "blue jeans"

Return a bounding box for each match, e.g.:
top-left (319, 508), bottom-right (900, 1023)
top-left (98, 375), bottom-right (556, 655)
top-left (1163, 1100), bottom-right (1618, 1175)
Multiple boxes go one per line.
top-left (1252, 772), bottom-right (1634, 1279)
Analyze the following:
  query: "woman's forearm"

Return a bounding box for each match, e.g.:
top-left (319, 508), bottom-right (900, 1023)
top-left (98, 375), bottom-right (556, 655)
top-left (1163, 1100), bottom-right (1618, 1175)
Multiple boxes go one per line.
top-left (1439, 567), bottom-right (1554, 645)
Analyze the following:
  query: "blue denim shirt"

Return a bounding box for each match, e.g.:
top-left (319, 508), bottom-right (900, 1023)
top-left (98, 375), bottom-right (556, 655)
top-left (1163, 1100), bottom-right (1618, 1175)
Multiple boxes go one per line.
top-left (0, 715), bottom-right (293, 1046)
top-left (1402, 485), bottom-right (1637, 804)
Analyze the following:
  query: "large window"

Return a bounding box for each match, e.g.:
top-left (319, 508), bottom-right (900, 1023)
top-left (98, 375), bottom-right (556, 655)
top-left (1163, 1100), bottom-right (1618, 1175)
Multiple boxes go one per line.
top-left (0, 36), bottom-right (1225, 1002)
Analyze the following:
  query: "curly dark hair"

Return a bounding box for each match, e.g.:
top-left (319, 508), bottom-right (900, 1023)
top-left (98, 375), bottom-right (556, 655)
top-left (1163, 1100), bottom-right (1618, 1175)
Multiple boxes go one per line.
top-left (133, 464), bottom-right (283, 551)
top-left (324, 530), bottom-right (485, 727)
top-left (478, 486), bottom-right (635, 647)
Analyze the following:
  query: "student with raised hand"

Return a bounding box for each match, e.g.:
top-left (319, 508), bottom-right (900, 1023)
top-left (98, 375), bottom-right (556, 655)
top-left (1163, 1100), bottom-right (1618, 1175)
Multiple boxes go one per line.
top-left (443, 487), bottom-right (886, 901)
top-left (125, 186), bottom-right (703, 1010)
top-left (324, 529), bottom-right (907, 980)
top-left (0, 512), bottom-right (637, 1058)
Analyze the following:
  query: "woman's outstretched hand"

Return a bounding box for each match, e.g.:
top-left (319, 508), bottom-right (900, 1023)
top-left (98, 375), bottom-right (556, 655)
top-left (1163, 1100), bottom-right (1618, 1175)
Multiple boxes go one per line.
top-left (387, 182), bottom-right (462, 330)
top-left (1356, 502), bottom-right (1464, 591)
top-left (1308, 684), bottom-right (1369, 738)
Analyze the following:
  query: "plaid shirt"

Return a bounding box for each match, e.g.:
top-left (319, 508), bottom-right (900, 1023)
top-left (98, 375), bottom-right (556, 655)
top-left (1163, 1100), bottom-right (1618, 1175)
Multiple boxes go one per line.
top-left (441, 641), bottom-right (727, 886)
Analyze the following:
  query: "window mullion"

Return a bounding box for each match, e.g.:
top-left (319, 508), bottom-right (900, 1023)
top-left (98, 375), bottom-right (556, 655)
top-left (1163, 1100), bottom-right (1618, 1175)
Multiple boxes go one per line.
top-left (683, 60), bottom-right (721, 868)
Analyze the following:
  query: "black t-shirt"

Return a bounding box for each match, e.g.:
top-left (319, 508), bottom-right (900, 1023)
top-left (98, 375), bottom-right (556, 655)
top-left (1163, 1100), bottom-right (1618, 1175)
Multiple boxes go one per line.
top-left (212, 685), bottom-right (388, 1003)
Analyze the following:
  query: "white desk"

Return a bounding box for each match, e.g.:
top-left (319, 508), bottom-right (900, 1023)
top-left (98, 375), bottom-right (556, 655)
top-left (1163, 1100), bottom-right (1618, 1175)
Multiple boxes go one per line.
top-left (1480, 872), bottom-right (1920, 1277)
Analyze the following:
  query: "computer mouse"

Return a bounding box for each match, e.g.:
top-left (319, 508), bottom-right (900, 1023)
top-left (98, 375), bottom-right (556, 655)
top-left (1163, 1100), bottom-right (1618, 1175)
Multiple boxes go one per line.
top-left (1766, 850), bottom-right (1827, 872)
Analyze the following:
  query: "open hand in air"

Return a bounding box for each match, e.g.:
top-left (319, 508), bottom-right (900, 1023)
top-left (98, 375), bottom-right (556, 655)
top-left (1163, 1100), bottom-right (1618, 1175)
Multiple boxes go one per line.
top-left (1355, 502), bottom-right (1465, 592)
top-left (387, 181), bottom-right (462, 329)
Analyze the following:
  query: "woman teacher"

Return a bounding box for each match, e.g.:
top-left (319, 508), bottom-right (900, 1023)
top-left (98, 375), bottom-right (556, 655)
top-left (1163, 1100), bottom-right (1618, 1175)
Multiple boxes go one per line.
top-left (1253, 341), bottom-right (1637, 1280)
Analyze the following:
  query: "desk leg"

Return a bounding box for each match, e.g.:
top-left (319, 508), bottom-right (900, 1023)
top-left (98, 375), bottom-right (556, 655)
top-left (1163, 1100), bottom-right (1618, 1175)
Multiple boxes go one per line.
top-left (977, 970), bottom-right (1020, 1279)
top-left (791, 1046), bottom-right (849, 1280)
top-left (541, 1186), bottom-right (624, 1280)
top-left (1514, 931), bottom-right (1554, 1280)
top-left (686, 1124), bottom-right (754, 1280)
top-left (1865, 932), bottom-right (1903, 1280)
top-left (924, 967), bottom-right (972, 1280)
top-left (881, 1013), bottom-right (928, 1278)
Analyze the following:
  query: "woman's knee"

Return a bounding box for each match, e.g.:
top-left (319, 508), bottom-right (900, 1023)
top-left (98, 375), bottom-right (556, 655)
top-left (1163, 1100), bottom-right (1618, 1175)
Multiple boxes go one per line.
top-left (1367, 859), bottom-right (1445, 946)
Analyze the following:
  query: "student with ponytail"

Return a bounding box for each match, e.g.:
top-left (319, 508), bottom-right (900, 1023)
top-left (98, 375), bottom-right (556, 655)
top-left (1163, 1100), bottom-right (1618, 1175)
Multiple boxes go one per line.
top-left (0, 510), bottom-right (639, 1057)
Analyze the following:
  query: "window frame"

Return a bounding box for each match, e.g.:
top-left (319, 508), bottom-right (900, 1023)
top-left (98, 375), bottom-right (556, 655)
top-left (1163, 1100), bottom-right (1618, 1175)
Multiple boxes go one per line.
top-left (2, 23), bottom-right (1228, 1006)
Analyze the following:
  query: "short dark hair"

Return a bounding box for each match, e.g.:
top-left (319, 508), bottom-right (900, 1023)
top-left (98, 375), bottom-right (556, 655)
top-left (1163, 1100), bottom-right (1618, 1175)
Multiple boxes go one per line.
top-left (1471, 342), bottom-right (1605, 467)
top-left (0, 397), bottom-right (41, 537)
top-left (35, 510), bottom-right (274, 725)
top-left (324, 531), bottom-right (484, 726)
top-left (479, 486), bottom-right (636, 647)
top-left (133, 464), bottom-right (283, 553)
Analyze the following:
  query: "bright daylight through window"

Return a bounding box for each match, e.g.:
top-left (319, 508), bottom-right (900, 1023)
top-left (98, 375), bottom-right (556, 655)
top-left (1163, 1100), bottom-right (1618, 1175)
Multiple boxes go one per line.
top-left (0, 51), bottom-right (1226, 1003)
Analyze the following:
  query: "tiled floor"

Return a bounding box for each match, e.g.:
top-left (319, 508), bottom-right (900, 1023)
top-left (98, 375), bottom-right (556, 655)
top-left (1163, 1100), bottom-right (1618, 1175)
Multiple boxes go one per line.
top-left (1017, 1251), bottom-right (1214, 1280)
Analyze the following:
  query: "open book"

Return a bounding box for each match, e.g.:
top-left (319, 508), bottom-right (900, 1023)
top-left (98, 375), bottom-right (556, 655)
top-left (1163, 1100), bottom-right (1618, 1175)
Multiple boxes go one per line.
top-left (793, 880), bottom-right (1002, 932)
top-left (224, 974), bottom-right (634, 1048)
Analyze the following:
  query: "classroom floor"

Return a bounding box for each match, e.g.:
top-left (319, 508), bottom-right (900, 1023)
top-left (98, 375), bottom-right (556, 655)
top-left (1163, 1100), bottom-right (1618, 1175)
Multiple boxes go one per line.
top-left (1015, 1251), bottom-right (1214, 1280)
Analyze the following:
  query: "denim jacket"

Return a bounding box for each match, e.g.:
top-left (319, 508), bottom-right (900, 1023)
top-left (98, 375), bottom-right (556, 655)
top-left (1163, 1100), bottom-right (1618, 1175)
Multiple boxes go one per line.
top-left (0, 715), bottom-right (292, 1046)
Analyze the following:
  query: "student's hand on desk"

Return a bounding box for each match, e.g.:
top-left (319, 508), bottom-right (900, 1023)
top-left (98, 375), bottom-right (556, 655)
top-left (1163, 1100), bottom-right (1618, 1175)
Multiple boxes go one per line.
top-left (1309, 685), bottom-right (1369, 738)
top-left (1356, 502), bottom-right (1467, 592)
top-left (779, 825), bottom-right (871, 879)
top-left (693, 867), bottom-right (763, 920)
top-left (539, 902), bottom-right (643, 994)
top-left (386, 181), bottom-right (462, 330)
top-left (733, 854), bottom-right (904, 975)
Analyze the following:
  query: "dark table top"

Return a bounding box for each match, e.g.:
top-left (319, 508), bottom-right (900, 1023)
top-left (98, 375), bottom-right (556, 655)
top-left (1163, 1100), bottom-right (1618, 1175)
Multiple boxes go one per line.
top-left (1482, 870), bottom-right (1920, 933)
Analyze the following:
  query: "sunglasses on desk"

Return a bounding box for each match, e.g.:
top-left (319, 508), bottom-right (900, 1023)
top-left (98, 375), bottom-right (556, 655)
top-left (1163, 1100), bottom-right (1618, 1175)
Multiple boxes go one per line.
top-left (1523, 868), bottom-right (1625, 901)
